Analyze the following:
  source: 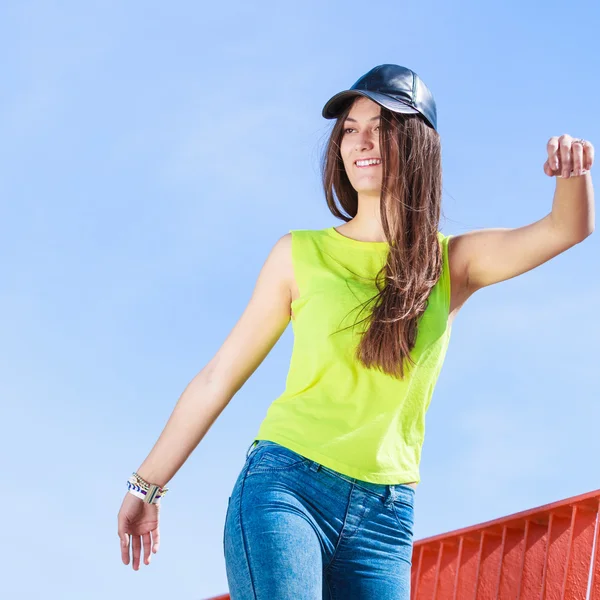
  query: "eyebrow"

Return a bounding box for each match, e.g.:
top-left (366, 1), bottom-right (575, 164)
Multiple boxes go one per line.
top-left (344, 116), bottom-right (381, 123)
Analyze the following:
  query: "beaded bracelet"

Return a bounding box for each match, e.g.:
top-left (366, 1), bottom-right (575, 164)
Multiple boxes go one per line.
top-left (131, 472), bottom-right (169, 493)
top-left (127, 479), bottom-right (165, 504)
top-left (126, 472), bottom-right (169, 505)
top-left (127, 477), bottom-right (165, 504)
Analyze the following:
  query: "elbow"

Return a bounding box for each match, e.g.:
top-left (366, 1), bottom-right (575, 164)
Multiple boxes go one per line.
top-left (578, 225), bottom-right (594, 242)
top-left (566, 222), bottom-right (594, 245)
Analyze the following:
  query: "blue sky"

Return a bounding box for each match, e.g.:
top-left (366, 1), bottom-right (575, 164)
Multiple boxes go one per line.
top-left (1, 1), bottom-right (599, 598)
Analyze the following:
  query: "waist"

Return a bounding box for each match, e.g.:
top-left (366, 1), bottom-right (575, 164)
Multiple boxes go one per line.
top-left (253, 430), bottom-right (423, 486)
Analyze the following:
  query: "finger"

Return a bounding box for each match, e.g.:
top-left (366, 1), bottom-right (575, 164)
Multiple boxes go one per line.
top-left (142, 532), bottom-right (152, 565)
top-left (543, 160), bottom-right (554, 176)
top-left (120, 532), bottom-right (130, 565)
top-left (547, 137), bottom-right (560, 170)
top-left (560, 135), bottom-right (572, 178)
top-left (132, 535), bottom-right (142, 571)
top-left (572, 140), bottom-right (584, 175)
top-left (152, 525), bottom-right (160, 553)
top-left (584, 142), bottom-right (595, 170)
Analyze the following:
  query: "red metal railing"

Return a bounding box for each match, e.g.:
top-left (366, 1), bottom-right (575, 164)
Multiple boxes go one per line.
top-left (206, 488), bottom-right (600, 599)
top-left (411, 489), bottom-right (600, 599)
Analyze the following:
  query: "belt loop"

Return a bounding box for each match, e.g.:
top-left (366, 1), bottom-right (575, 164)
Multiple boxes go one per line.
top-left (384, 485), bottom-right (396, 508)
top-left (309, 461), bottom-right (320, 472)
top-left (246, 440), bottom-right (258, 459)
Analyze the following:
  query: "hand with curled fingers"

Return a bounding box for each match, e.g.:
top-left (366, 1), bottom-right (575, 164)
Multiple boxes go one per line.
top-left (544, 134), bottom-right (595, 178)
top-left (117, 492), bottom-right (160, 570)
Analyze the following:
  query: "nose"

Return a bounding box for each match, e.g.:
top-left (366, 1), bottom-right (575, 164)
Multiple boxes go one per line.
top-left (355, 130), bottom-right (375, 151)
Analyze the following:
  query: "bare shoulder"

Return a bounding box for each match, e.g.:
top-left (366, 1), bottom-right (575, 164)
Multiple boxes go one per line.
top-left (271, 232), bottom-right (299, 303)
top-left (272, 231), bottom-right (294, 290)
top-left (260, 232), bottom-right (294, 304)
top-left (275, 231), bottom-right (293, 256)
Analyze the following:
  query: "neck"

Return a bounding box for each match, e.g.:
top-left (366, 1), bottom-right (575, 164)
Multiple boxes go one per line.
top-left (343, 192), bottom-right (385, 242)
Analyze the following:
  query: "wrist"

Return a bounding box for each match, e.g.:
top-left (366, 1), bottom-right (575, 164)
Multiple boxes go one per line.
top-left (127, 472), bottom-right (169, 505)
top-left (556, 169), bottom-right (591, 180)
top-left (135, 464), bottom-right (169, 490)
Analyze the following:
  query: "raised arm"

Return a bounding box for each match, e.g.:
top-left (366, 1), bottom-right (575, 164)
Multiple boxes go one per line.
top-left (450, 136), bottom-right (594, 294)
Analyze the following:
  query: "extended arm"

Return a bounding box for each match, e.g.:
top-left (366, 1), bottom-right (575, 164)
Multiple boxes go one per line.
top-left (450, 136), bottom-right (594, 294)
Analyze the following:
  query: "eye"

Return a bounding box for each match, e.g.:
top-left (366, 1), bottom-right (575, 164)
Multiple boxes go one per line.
top-left (344, 126), bottom-right (379, 133)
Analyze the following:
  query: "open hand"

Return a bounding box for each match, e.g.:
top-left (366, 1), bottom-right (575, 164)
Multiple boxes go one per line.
top-left (544, 134), bottom-right (594, 178)
top-left (117, 492), bottom-right (160, 570)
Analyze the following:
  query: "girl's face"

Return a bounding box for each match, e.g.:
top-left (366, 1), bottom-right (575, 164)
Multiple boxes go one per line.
top-left (340, 97), bottom-right (383, 195)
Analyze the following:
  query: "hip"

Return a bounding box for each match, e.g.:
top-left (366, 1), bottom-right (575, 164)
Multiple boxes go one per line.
top-left (228, 439), bottom-right (416, 546)
top-left (224, 439), bottom-right (416, 597)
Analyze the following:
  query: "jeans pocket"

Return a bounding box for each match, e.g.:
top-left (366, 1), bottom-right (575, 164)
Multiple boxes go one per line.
top-left (247, 443), bottom-right (309, 473)
top-left (391, 498), bottom-right (415, 539)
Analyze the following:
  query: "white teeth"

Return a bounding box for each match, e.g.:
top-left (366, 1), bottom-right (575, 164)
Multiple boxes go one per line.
top-left (356, 159), bottom-right (381, 167)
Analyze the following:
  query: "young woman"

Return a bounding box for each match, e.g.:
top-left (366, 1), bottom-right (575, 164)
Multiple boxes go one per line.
top-left (117, 64), bottom-right (594, 599)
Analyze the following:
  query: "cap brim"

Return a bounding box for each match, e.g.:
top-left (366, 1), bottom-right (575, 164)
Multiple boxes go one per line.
top-left (322, 90), bottom-right (420, 119)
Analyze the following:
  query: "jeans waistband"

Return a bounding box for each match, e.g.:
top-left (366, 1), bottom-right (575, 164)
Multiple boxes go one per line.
top-left (244, 439), bottom-right (416, 500)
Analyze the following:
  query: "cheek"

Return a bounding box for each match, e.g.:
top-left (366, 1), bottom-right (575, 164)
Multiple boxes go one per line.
top-left (339, 139), bottom-right (348, 156)
top-left (340, 142), bottom-right (354, 172)
top-left (339, 159), bottom-right (350, 174)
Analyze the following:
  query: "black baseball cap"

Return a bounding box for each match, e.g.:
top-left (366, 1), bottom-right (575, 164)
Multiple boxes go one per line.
top-left (321, 64), bottom-right (437, 132)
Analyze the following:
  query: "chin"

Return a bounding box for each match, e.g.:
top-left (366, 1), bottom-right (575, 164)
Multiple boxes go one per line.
top-left (352, 184), bottom-right (382, 195)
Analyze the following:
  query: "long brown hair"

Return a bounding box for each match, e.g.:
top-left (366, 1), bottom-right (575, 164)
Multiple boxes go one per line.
top-left (321, 100), bottom-right (444, 380)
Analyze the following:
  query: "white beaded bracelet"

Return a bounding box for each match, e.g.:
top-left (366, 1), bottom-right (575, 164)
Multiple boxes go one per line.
top-left (126, 474), bottom-right (168, 505)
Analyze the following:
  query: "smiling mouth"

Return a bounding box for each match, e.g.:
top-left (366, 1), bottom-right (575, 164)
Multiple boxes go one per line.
top-left (354, 159), bottom-right (382, 168)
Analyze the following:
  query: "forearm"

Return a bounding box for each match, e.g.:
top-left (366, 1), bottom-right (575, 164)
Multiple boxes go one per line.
top-left (550, 171), bottom-right (595, 242)
top-left (135, 369), bottom-right (231, 488)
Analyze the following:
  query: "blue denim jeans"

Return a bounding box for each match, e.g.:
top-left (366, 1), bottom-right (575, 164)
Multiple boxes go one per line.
top-left (223, 439), bottom-right (415, 599)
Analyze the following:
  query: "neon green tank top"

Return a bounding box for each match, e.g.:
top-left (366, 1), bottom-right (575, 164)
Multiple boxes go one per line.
top-left (255, 226), bottom-right (453, 484)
